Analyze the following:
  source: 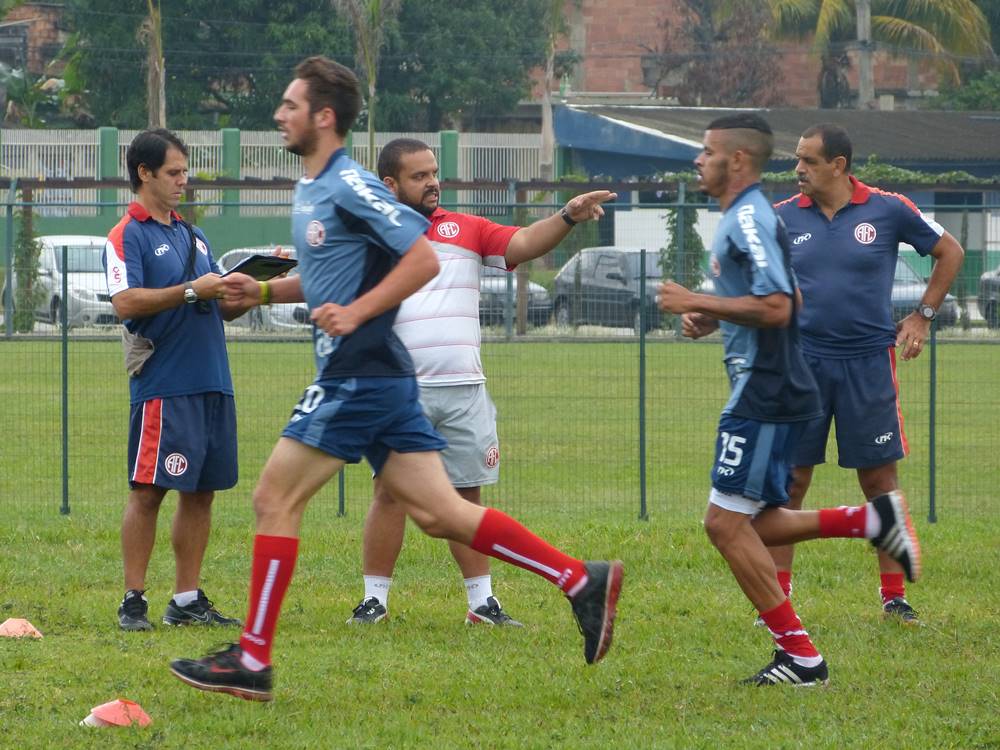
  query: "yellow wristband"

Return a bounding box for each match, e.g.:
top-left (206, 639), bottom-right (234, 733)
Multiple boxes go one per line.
top-left (259, 281), bottom-right (271, 305)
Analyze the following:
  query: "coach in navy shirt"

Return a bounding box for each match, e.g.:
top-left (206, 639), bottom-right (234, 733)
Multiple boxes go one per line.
top-left (772, 123), bottom-right (964, 624)
top-left (104, 129), bottom-right (257, 632)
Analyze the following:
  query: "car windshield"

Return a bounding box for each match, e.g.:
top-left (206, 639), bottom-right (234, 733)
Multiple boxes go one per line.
top-left (624, 252), bottom-right (663, 280)
top-left (895, 256), bottom-right (924, 285)
top-left (54, 244), bottom-right (105, 273)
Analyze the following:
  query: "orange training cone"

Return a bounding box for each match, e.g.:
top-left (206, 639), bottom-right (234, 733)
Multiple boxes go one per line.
top-left (0, 618), bottom-right (43, 638)
top-left (80, 699), bottom-right (152, 728)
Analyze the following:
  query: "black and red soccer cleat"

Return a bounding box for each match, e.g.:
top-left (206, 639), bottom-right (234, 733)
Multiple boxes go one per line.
top-left (170, 643), bottom-right (273, 701)
top-left (570, 560), bottom-right (624, 664)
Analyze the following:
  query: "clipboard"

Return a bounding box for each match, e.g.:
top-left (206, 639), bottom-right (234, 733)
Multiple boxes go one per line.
top-left (221, 254), bottom-right (298, 281)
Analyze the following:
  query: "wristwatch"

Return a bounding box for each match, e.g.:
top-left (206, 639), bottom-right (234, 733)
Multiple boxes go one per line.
top-left (183, 282), bottom-right (198, 304)
top-left (917, 303), bottom-right (937, 321)
top-left (559, 207), bottom-right (578, 227)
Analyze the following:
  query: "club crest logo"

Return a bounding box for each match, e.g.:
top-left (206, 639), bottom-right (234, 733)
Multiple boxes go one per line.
top-left (306, 220), bottom-right (326, 247)
top-left (437, 221), bottom-right (460, 239)
top-left (854, 222), bottom-right (877, 245)
top-left (485, 445), bottom-right (500, 469)
top-left (195, 238), bottom-right (208, 255)
top-left (164, 453), bottom-right (188, 476)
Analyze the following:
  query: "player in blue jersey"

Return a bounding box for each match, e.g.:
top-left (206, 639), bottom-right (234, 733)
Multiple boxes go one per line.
top-left (770, 124), bottom-right (964, 624)
top-left (104, 130), bottom-right (257, 632)
top-left (658, 113), bottom-right (922, 686)
top-left (170, 56), bottom-right (622, 702)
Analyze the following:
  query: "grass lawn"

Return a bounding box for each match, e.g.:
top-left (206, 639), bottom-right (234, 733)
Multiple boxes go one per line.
top-left (1, 338), bottom-right (997, 748)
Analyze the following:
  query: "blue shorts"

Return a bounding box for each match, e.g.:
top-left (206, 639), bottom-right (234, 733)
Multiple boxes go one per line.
top-left (128, 393), bottom-right (238, 492)
top-left (710, 414), bottom-right (805, 506)
top-left (792, 348), bottom-right (908, 469)
top-left (281, 376), bottom-right (447, 475)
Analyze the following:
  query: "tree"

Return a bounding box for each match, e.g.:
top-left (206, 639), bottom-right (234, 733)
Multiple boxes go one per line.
top-left (333, 0), bottom-right (402, 170)
top-left (139, 0), bottom-right (166, 127)
top-left (646, 0), bottom-right (785, 107)
top-left (933, 69), bottom-right (1000, 109)
top-left (768, 0), bottom-right (994, 108)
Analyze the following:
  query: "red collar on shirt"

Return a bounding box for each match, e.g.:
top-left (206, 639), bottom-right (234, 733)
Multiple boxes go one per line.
top-left (796, 175), bottom-right (871, 208)
top-left (127, 201), bottom-right (184, 223)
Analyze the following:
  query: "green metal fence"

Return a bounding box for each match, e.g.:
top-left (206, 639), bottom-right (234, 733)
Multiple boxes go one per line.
top-left (2, 191), bottom-right (997, 526)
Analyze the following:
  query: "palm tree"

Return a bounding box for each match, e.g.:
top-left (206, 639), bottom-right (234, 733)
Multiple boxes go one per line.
top-left (768, 0), bottom-right (994, 107)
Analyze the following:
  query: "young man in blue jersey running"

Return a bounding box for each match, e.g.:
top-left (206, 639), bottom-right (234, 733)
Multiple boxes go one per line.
top-left (657, 113), bottom-right (922, 686)
top-left (770, 124), bottom-right (964, 624)
top-left (104, 129), bottom-right (257, 631)
top-left (169, 56), bottom-right (622, 702)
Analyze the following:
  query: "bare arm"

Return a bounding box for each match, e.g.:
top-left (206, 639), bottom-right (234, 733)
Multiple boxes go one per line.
top-left (111, 272), bottom-right (228, 321)
top-left (311, 236), bottom-right (440, 337)
top-left (895, 230), bottom-right (965, 360)
top-left (504, 190), bottom-right (617, 266)
top-left (658, 280), bottom-right (792, 328)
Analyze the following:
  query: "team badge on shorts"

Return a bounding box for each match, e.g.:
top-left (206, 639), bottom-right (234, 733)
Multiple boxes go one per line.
top-left (485, 445), bottom-right (500, 469)
top-left (164, 453), bottom-right (189, 476)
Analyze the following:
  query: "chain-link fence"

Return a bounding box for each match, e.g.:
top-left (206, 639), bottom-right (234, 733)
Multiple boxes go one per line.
top-left (2, 189), bottom-right (997, 525)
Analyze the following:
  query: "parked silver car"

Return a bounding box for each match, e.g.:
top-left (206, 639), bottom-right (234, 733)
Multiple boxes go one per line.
top-left (217, 247), bottom-right (309, 330)
top-left (2, 235), bottom-right (117, 327)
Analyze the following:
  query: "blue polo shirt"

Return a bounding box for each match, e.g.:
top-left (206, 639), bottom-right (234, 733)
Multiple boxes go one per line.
top-left (292, 148), bottom-right (429, 380)
top-left (711, 184), bottom-right (821, 423)
top-left (775, 176), bottom-right (944, 358)
top-left (104, 203), bottom-right (232, 405)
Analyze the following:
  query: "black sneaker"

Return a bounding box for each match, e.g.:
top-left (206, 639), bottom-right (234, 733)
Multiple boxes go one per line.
top-left (742, 649), bottom-right (829, 687)
top-left (869, 491), bottom-right (922, 582)
top-left (346, 597), bottom-right (387, 624)
top-left (170, 643), bottom-right (273, 702)
top-left (883, 597), bottom-right (921, 625)
top-left (569, 560), bottom-right (624, 664)
top-left (118, 589), bottom-right (153, 631)
top-left (465, 596), bottom-right (524, 626)
top-left (162, 589), bottom-right (242, 627)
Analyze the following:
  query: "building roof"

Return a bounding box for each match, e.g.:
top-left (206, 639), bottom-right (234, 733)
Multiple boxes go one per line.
top-left (564, 104), bottom-right (1000, 172)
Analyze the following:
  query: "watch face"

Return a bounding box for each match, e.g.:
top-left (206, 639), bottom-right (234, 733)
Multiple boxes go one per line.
top-left (920, 305), bottom-right (936, 320)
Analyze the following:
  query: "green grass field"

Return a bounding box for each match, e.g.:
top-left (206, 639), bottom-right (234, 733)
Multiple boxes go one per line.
top-left (1, 339), bottom-right (998, 748)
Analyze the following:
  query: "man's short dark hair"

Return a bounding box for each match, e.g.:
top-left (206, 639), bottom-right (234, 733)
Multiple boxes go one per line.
top-left (705, 113), bottom-right (774, 170)
top-left (377, 138), bottom-right (432, 180)
top-left (293, 56), bottom-right (362, 137)
top-left (126, 129), bottom-right (188, 192)
top-left (801, 123), bottom-right (853, 170)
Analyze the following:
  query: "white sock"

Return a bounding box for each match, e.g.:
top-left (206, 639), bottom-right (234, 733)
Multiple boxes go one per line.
top-left (172, 589), bottom-right (198, 607)
top-left (240, 650), bottom-right (267, 672)
top-left (790, 653), bottom-right (825, 668)
top-left (464, 575), bottom-right (493, 611)
top-left (364, 576), bottom-right (391, 606)
top-left (864, 502), bottom-right (882, 539)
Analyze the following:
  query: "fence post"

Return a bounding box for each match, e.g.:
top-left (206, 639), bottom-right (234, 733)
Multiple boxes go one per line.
top-left (638, 248), bottom-right (648, 521)
top-left (439, 130), bottom-right (459, 208)
top-left (928, 321), bottom-right (937, 523)
top-left (59, 241), bottom-right (70, 515)
top-left (98, 127), bottom-right (118, 221)
top-left (3, 178), bottom-right (16, 339)
top-left (221, 128), bottom-right (240, 217)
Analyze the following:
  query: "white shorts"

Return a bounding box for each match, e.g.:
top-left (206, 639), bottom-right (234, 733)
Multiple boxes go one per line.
top-left (418, 383), bottom-right (500, 488)
top-left (708, 487), bottom-right (767, 518)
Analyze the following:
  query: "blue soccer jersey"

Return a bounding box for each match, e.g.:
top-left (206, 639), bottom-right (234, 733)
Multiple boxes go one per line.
top-left (292, 148), bottom-right (430, 379)
top-left (775, 176), bottom-right (944, 358)
top-left (104, 203), bottom-right (233, 404)
top-left (710, 185), bottom-right (821, 423)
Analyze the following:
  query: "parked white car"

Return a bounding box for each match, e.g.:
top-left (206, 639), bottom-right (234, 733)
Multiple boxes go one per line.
top-left (2, 235), bottom-right (117, 328)
top-left (217, 247), bottom-right (309, 331)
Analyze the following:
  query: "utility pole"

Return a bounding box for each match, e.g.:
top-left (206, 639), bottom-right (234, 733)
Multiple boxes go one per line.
top-left (144, 0), bottom-right (166, 127)
top-left (856, 0), bottom-right (875, 109)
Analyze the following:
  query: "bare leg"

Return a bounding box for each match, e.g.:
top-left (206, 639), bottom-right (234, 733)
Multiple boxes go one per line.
top-left (858, 463), bottom-right (902, 575)
top-left (704, 504), bottom-right (785, 612)
top-left (767, 465), bottom-right (813, 572)
top-left (254, 438), bottom-right (346, 536)
top-left (362, 479), bottom-right (408, 577)
top-left (122, 484), bottom-right (167, 591)
top-left (447, 487), bottom-right (491, 579)
top-left (172, 490), bottom-right (214, 593)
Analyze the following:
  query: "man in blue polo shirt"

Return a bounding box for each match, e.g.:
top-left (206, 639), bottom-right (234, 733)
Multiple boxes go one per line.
top-left (658, 113), bottom-right (921, 686)
top-left (104, 129), bottom-right (258, 631)
top-left (772, 124), bottom-right (964, 624)
top-left (169, 56), bottom-right (622, 702)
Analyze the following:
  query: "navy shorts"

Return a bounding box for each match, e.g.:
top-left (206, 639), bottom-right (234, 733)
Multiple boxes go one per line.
top-left (128, 393), bottom-right (238, 492)
top-left (281, 375), bottom-right (447, 476)
top-left (710, 414), bottom-right (805, 506)
top-left (792, 348), bottom-right (907, 469)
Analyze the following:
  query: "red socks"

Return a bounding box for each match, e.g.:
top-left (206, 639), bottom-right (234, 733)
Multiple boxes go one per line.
top-left (880, 572), bottom-right (905, 604)
top-left (818, 504), bottom-right (868, 538)
top-left (239, 534), bottom-right (299, 668)
top-left (759, 598), bottom-right (820, 660)
top-left (470, 508), bottom-right (587, 595)
top-left (776, 570), bottom-right (793, 599)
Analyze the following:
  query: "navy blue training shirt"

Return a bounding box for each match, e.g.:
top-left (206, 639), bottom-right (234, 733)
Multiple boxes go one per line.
top-left (292, 148), bottom-right (430, 380)
top-left (775, 176), bottom-right (944, 358)
top-left (709, 184), bottom-right (821, 423)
